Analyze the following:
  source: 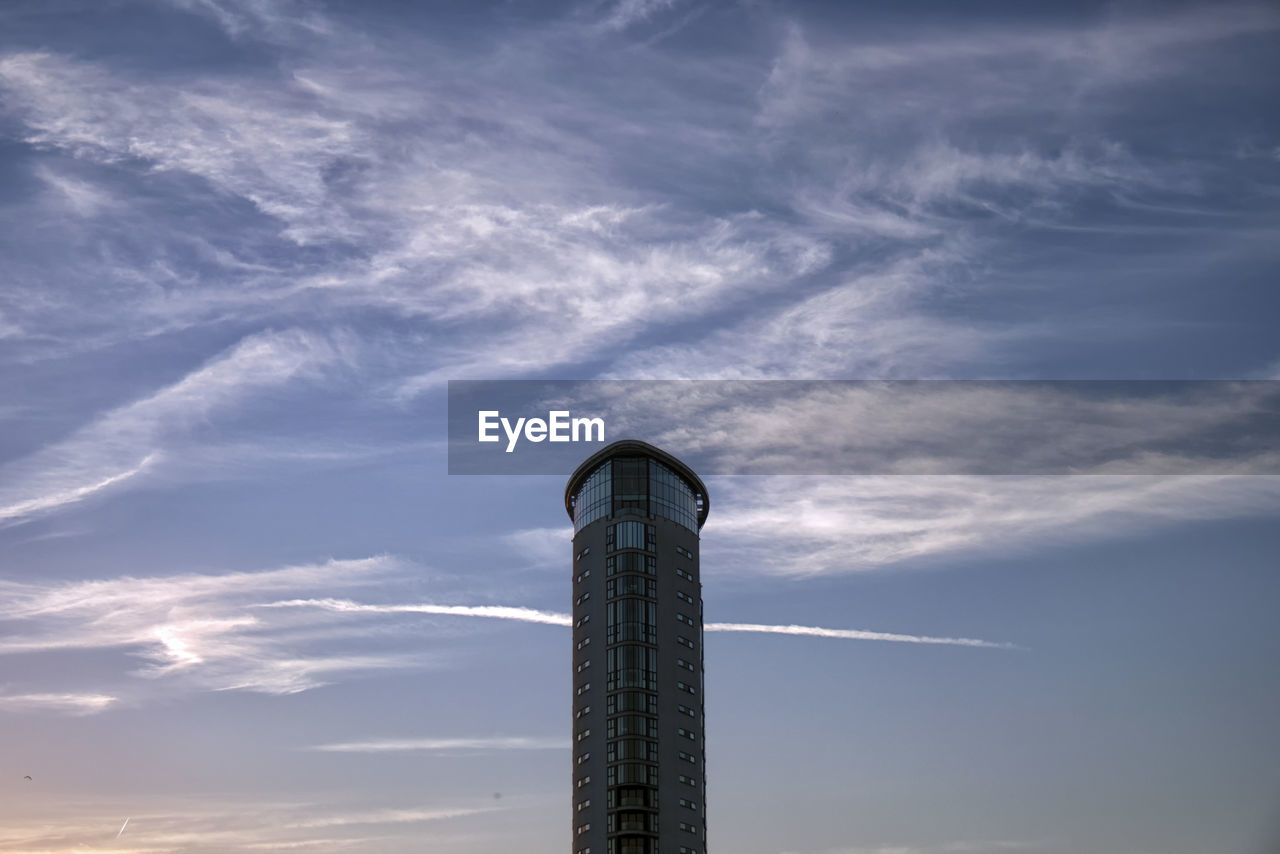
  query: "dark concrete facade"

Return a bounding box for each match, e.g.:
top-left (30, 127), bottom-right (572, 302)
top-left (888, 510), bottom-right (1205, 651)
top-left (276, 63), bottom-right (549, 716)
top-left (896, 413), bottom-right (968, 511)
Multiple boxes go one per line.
top-left (566, 440), bottom-right (709, 854)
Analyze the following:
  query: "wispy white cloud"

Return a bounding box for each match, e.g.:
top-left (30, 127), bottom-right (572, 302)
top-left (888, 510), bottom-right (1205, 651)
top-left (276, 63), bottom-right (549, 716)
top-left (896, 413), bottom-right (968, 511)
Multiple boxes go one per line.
top-left (310, 736), bottom-right (568, 753)
top-left (0, 691), bottom-right (118, 715)
top-left (0, 557), bottom-right (402, 696)
top-left (0, 794), bottom-right (500, 853)
top-left (783, 842), bottom-right (1039, 854)
top-left (288, 805), bottom-right (496, 829)
top-left (502, 526), bottom-right (574, 568)
top-left (706, 473), bottom-right (1280, 574)
top-left (596, 0), bottom-right (684, 32)
top-left (0, 329), bottom-right (351, 524)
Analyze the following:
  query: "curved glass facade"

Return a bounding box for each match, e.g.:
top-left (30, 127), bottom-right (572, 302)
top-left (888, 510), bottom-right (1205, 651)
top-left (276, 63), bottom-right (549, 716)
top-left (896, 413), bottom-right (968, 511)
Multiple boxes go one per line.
top-left (650, 461), bottom-right (698, 533)
top-left (571, 458), bottom-right (701, 534)
top-left (573, 461), bottom-right (613, 531)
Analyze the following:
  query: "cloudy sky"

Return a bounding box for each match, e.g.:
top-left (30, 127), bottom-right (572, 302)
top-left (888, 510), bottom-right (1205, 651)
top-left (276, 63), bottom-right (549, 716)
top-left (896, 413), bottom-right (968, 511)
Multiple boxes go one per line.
top-left (1, 1), bottom-right (1278, 852)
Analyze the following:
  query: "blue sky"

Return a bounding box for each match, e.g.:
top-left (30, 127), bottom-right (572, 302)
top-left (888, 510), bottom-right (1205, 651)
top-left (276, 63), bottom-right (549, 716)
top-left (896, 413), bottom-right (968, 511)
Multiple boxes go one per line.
top-left (1, 1), bottom-right (1278, 852)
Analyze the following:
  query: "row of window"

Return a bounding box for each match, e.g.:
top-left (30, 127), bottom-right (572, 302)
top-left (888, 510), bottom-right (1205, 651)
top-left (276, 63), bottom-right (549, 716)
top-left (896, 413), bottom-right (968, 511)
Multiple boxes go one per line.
top-left (559, 705), bottom-right (698, 731)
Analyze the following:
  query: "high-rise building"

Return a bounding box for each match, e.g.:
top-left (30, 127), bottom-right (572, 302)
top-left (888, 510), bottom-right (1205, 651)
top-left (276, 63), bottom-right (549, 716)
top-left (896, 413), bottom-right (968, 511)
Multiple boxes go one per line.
top-left (565, 440), bottom-right (710, 854)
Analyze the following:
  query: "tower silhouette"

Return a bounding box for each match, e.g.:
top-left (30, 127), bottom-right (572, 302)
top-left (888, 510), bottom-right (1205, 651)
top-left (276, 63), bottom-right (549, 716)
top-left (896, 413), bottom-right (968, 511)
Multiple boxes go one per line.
top-left (566, 440), bottom-right (710, 854)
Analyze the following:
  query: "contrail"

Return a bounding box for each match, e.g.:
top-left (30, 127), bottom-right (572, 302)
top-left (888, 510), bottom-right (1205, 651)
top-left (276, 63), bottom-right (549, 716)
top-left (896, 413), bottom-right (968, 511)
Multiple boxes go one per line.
top-left (115, 817), bottom-right (129, 838)
top-left (262, 598), bottom-right (572, 626)
top-left (704, 621), bottom-right (1017, 649)
top-left (263, 598), bottom-right (1015, 649)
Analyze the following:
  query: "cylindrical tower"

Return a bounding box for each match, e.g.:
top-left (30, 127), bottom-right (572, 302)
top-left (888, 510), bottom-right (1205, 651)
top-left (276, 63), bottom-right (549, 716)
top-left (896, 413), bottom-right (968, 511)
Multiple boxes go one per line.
top-left (565, 440), bottom-right (710, 854)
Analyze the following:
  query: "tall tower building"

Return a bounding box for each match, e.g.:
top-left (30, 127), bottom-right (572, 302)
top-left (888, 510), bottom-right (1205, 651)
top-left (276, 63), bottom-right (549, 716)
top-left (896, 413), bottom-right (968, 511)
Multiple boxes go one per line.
top-left (565, 440), bottom-right (710, 854)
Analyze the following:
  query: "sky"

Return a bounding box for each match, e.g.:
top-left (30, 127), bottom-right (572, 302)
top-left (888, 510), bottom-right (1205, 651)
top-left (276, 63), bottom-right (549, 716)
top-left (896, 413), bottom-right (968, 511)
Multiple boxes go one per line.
top-left (0, 1), bottom-right (1278, 852)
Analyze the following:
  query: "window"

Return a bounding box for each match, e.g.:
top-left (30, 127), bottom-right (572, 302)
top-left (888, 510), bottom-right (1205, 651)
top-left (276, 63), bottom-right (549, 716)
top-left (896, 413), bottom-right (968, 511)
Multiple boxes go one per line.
top-left (577, 659), bottom-right (591, 673)
top-left (679, 821), bottom-right (698, 835)
top-left (678, 774), bottom-right (697, 786)
top-left (651, 460), bottom-right (699, 532)
top-left (576, 614), bottom-right (591, 627)
top-left (577, 752), bottom-right (591, 764)
top-left (608, 553), bottom-right (656, 576)
top-left (608, 691), bottom-right (657, 715)
top-left (607, 599), bottom-right (657, 644)
top-left (677, 704), bottom-right (696, 717)
top-left (675, 545), bottom-right (694, 559)
top-left (576, 569), bottom-right (591, 583)
top-left (607, 575), bottom-right (656, 600)
top-left (577, 637), bottom-right (591, 650)
top-left (608, 714), bottom-right (657, 739)
top-left (576, 705), bottom-right (591, 718)
top-left (676, 681), bottom-right (696, 694)
top-left (607, 644), bottom-right (656, 691)
top-left (607, 738), bottom-right (657, 762)
top-left (577, 547), bottom-right (591, 560)
top-left (679, 798), bottom-right (699, 810)
top-left (576, 822), bottom-right (590, 835)
top-left (609, 786), bottom-right (656, 808)
top-left (607, 762), bottom-right (658, 786)
top-left (576, 592), bottom-right (591, 605)
top-left (677, 727), bottom-right (696, 741)
top-left (577, 799), bottom-right (591, 811)
top-left (676, 591), bottom-right (695, 605)
top-left (577, 729), bottom-right (591, 742)
top-left (676, 613), bottom-right (694, 626)
top-left (676, 635), bottom-right (694, 649)
top-left (577, 775), bottom-right (591, 788)
top-left (677, 658), bottom-right (695, 671)
top-left (680, 848), bottom-right (700, 854)
top-left (609, 521), bottom-right (653, 552)
top-left (675, 567), bottom-right (694, 581)
top-left (576, 682), bottom-right (591, 696)
top-left (608, 810), bottom-right (658, 833)
top-left (678, 751), bottom-right (697, 764)
top-left (612, 834), bottom-right (660, 853)
top-left (572, 461), bottom-right (611, 532)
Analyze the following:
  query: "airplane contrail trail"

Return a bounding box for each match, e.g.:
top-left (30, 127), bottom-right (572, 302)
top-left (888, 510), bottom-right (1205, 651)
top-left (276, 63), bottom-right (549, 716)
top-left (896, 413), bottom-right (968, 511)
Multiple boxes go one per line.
top-left (115, 817), bottom-right (129, 838)
top-left (262, 598), bottom-right (1017, 649)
